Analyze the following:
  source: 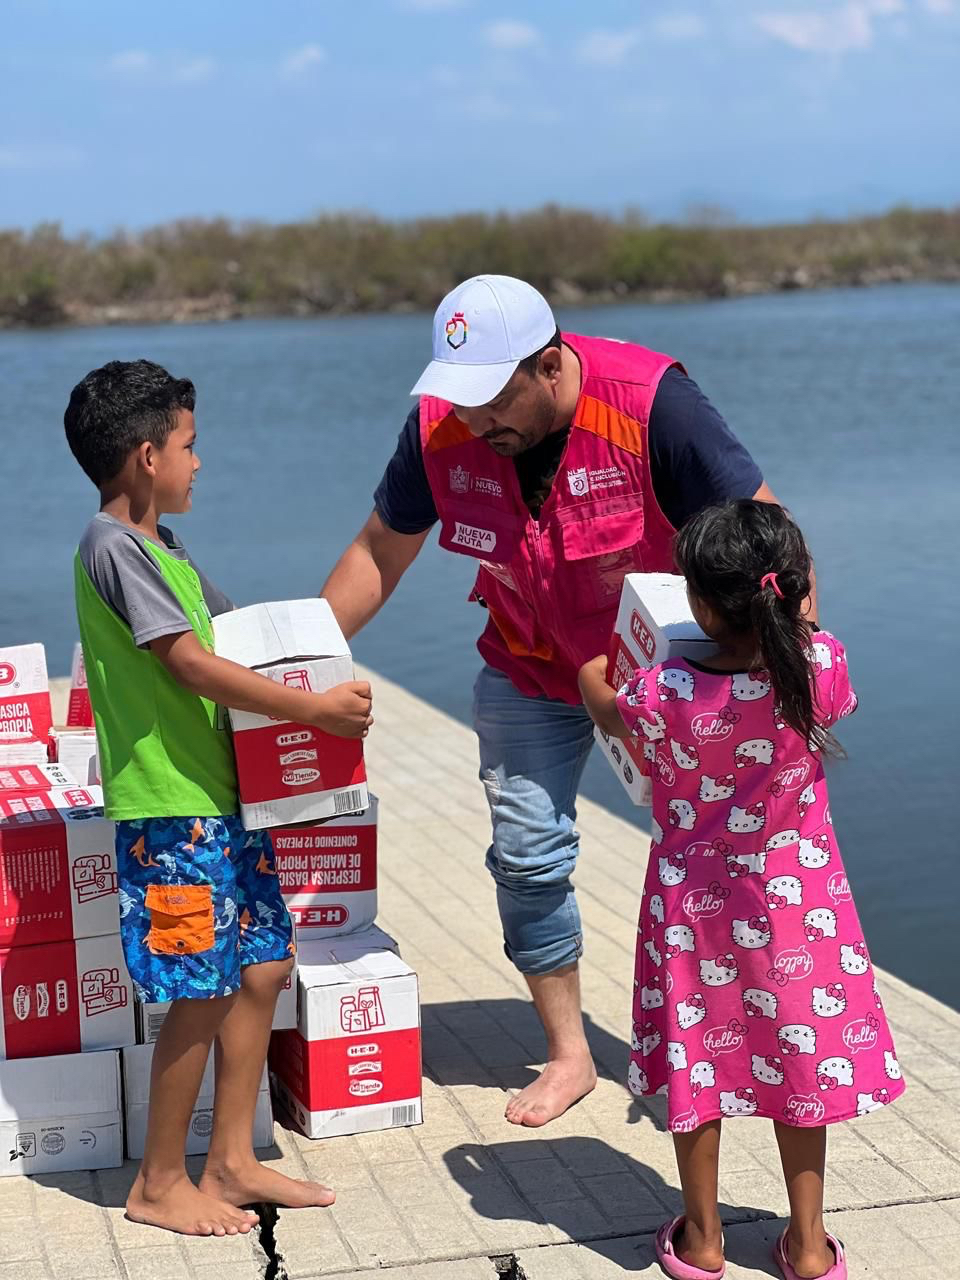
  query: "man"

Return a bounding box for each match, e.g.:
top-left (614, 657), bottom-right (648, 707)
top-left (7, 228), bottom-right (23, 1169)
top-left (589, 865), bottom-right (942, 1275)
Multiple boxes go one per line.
top-left (322, 275), bottom-right (797, 1128)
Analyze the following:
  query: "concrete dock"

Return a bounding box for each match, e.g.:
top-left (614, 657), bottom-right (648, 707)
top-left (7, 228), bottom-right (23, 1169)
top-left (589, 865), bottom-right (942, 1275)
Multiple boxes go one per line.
top-left (3, 672), bottom-right (957, 1279)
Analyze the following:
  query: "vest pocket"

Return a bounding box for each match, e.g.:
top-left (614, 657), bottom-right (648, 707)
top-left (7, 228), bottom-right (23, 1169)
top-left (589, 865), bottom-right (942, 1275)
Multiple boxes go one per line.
top-left (145, 883), bottom-right (215, 956)
top-left (556, 501), bottom-right (646, 619)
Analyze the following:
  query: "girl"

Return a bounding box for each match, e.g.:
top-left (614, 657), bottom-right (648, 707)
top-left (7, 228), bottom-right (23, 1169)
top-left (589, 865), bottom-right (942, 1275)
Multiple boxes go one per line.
top-left (579, 500), bottom-right (903, 1280)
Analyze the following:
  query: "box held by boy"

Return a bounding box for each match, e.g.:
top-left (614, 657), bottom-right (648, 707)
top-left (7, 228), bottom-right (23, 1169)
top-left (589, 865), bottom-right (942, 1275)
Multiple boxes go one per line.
top-left (0, 931), bottom-right (135, 1059)
top-left (271, 795), bottom-right (377, 939)
top-left (0, 1048), bottom-right (123, 1176)
top-left (213, 600), bottom-right (368, 828)
top-left (0, 785), bottom-right (119, 948)
top-left (123, 1042), bottom-right (273, 1159)
top-left (270, 924), bottom-right (422, 1140)
top-left (595, 573), bottom-right (717, 806)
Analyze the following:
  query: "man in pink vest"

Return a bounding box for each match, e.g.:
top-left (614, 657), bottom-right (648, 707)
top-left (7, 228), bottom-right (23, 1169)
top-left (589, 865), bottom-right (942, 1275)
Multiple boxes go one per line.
top-left (322, 276), bottom-right (794, 1127)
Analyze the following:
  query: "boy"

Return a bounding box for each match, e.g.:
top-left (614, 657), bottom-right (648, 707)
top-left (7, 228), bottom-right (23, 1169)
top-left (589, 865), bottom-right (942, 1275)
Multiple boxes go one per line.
top-left (66, 359), bottom-right (372, 1237)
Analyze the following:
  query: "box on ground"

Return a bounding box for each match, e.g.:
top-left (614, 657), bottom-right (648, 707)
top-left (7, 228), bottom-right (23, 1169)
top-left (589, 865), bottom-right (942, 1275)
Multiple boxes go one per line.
top-left (0, 785), bottom-right (119, 948)
top-left (270, 925), bottom-right (422, 1140)
top-left (135, 963), bottom-right (297, 1044)
top-left (49, 728), bottom-right (99, 786)
top-left (0, 644), bottom-right (52, 764)
top-left (271, 796), bottom-right (377, 939)
top-left (213, 600), bottom-right (368, 828)
top-left (595, 573), bottom-right (717, 806)
top-left (0, 931), bottom-right (135, 1059)
top-left (123, 1042), bottom-right (273, 1159)
top-left (67, 642), bottom-right (94, 728)
top-left (0, 1048), bottom-right (122, 1176)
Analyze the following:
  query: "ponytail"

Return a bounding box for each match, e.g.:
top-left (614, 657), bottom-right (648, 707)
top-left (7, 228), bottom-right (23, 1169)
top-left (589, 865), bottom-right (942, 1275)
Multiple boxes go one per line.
top-left (675, 500), bottom-right (842, 757)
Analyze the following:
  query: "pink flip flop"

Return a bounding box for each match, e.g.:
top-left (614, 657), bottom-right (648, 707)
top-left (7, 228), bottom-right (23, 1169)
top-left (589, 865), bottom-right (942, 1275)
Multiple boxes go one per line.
top-left (655, 1216), bottom-right (725, 1280)
top-left (773, 1229), bottom-right (847, 1280)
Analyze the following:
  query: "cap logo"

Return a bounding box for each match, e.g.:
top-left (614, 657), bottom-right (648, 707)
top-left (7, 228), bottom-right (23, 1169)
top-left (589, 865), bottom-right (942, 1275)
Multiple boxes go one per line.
top-left (445, 311), bottom-right (468, 350)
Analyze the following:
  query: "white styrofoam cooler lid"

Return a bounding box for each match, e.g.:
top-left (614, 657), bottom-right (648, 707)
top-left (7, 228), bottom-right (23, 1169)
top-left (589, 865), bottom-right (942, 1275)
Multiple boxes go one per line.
top-left (213, 599), bottom-right (350, 669)
top-left (0, 1049), bottom-right (121, 1120)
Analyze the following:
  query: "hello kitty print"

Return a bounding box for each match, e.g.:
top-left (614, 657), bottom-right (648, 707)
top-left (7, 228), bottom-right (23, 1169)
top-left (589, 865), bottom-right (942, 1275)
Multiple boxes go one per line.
top-left (617, 633), bottom-right (904, 1130)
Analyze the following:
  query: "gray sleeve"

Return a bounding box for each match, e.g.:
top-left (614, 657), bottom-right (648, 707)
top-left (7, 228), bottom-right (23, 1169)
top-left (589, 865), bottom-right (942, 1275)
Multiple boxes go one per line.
top-left (191, 562), bottom-right (234, 618)
top-left (79, 522), bottom-right (196, 648)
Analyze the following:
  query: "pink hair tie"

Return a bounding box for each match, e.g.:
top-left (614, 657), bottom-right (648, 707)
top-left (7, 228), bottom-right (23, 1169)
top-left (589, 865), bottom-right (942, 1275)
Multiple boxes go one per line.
top-left (760, 572), bottom-right (784, 599)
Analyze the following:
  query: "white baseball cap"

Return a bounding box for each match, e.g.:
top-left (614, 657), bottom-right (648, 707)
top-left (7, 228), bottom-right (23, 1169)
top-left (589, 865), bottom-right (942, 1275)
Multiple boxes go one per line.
top-left (410, 275), bottom-right (558, 407)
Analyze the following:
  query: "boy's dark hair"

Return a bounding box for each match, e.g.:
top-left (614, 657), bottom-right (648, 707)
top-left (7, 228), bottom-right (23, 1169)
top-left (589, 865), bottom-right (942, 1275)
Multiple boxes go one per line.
top-left (674, 499), bottom-right (840, 756)
top-left (517, 327), bottom-right (563, 378)
top-left (64, 359), bottom-right (196, 487)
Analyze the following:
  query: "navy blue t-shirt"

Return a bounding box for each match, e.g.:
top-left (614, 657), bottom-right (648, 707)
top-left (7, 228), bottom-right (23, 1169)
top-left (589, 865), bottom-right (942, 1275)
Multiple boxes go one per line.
top-left (374, 367), bottom-right (762, 534)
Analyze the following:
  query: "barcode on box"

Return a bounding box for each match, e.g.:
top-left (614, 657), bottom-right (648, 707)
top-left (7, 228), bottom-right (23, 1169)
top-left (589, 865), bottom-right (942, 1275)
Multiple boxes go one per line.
top-left (147, 1011), bottom-right (167, 1041)
top-left (391, 1104), bottom-right (419, 1127)
top-left (334, 789), bottom-right (365, 815)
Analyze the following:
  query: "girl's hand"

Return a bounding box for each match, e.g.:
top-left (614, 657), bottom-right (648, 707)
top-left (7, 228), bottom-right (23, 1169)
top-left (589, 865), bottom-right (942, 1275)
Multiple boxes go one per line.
top-left (578, 654), bottom-right (630, 738)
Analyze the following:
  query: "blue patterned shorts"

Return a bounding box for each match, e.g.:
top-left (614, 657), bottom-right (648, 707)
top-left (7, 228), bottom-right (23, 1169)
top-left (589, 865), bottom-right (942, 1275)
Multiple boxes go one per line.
top-left (116, 815), bottom-right (294, 1003)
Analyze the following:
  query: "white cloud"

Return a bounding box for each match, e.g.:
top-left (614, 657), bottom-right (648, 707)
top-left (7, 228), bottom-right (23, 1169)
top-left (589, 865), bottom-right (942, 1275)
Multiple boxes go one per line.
top-left (175, 57), bottom-right (216, 83)
top-left (0, 145), bottom-right (85, 170)
top-left (578, 28), bottom-right (642, 66)
top-left (282, 45), bottom-right (327, 76)
top-left (109, 50), bottom-right (152, 74)
top-left (484, 20), bottom-right (539, 50)
top-left (655, 13), bottom-right (706, 40)
top-left (754, 2), bottom-right (904, 53)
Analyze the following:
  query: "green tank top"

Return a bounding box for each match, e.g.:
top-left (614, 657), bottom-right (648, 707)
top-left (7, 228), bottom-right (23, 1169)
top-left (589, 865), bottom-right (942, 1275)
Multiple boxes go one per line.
top-left (74, 535), bottom-right (238, 821)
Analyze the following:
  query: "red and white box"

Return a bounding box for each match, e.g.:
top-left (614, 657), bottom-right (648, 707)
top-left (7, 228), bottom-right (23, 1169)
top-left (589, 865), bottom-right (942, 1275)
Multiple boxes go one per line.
top-left (270, 925), bottom-right (422, 1140)
top-left (0, 931), bottom-right (135, 1059)
top-left (67, 643), bottom-right (94, 728)
top-left (0, 1049), bottom-right (123, 1176)
top-left (49, 728), bottom-right (100, 786)
top-left (123, 1042), bottom-right (273, 1158)
top-left (596, 574), bottom-right (716, 806)
top-left (0, 644), bottom-right (52, 765)
top-left (0, 785), bottom-right (119, 948)
top-left (213, 600), bottom-right (368, 828)
top-left (0, 762), bottom-right (75, 796)
top-left (135, 963), bottom-right (297, 1043)
top-left (271, 796), bottom-right (377, 939)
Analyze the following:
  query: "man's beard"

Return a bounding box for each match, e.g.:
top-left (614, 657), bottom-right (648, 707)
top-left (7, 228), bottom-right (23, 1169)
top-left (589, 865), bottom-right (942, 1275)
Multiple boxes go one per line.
top-left (483, 395), bottom-right (555, 457)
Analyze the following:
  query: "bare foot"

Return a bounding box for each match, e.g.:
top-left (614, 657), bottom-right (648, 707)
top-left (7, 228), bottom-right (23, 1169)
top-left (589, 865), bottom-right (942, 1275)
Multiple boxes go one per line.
top-left (504, 1055), bottom-right (597, 1127)
top-left (677, 1219), bottom-right (724, 1272)
top-left (783, 1232), bottom-right (837, 1279)
top-left (126, 1170), bottom-right (259, 1236)
top-left (200, 1159), bottom-right (335, 1209)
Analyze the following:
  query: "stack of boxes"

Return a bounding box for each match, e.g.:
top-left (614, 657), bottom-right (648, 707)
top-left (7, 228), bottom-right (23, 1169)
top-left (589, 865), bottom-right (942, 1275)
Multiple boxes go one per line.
top-left (213, 600), bottom-right (423, 1141)
top-left (0, 644), bottom-right (131, 1175)
top-left (0, 600), bottom-right (424, 1181)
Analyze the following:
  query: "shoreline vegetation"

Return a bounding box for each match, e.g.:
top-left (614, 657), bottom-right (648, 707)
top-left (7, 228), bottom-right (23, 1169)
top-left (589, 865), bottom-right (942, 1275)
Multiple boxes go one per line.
top-left (3, 205), bottom-right (958, 330)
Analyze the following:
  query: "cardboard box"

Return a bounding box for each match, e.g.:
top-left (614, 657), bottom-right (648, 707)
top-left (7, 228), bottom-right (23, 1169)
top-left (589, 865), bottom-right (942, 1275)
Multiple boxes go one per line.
top-left (595, 574), bottom-right (717, 806)
top-left (0, 762), bottom-right (76, 795)
top-left (0, 1049), bottom-right (123, 1176)
top-left (123, 1042), bottom-right (274, 1159)
top-left (0, 644), bottom-right (52, 763)
top-left (270, 926), bottom-right (422, 1140)
top-left (49, 728), bottom-right (99, 786)
top-left (271, 797), bottom-right (377, 939)
top-left (0, 785), bottom-right (119, 948)
top-left (67, 643), bottom-right (94, 728)
top-left (0, 930), bottom-right (135, 1059)
top-left (136, 963), bottom-right (298, 1043)
top-left (213, 600), bottom-right (368, 828)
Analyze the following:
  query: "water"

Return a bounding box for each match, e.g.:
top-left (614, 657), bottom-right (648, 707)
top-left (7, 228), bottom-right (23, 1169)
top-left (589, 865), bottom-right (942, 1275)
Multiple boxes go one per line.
top-left (1, 284), bottom-right (956, 1008)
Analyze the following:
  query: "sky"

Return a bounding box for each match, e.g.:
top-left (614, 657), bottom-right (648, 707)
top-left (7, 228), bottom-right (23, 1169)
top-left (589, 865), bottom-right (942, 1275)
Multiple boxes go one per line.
top-left (2, 0), bottom-right (958, 233)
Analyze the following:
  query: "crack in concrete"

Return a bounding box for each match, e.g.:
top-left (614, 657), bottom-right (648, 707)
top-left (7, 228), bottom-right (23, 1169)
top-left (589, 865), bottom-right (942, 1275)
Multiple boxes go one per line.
top-left (254, 1202), bottom-right (290, 1280)
top-left (490, 1254), bottom-right (529, 1280)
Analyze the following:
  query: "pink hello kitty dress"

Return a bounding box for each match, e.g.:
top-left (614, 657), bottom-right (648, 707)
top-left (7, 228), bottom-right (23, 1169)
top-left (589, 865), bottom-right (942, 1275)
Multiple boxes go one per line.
top-left (616, 632), bottom-right (904, 1132)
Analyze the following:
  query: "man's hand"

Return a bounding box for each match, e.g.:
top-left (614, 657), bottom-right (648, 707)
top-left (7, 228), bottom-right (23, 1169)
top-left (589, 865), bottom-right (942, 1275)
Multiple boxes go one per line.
top-left (308, 681), bottom-right (374, 739)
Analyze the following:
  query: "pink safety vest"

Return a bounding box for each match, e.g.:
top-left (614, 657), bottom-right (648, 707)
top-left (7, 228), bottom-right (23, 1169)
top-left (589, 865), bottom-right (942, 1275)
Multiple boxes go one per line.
top-left (420, 334), bottom-right (682, 704)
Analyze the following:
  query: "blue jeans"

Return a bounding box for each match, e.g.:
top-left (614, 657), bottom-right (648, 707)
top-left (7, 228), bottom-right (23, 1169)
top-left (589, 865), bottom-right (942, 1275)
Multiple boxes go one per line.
top-left (473, 664), bottom-right (596, 976)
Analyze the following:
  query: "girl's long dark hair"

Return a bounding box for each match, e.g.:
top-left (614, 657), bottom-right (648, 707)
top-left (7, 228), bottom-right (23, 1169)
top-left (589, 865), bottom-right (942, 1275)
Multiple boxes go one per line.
top-left (674, 500), bottom-right (838, 755)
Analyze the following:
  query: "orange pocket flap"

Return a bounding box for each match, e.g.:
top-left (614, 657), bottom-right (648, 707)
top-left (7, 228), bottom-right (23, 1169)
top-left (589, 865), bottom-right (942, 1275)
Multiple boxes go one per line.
top-left (145, 883), bottom-right (215, 956)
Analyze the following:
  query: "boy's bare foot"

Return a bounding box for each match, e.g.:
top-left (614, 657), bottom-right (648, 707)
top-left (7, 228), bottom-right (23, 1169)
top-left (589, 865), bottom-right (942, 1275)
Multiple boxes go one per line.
top-left (126, 1170), bottom-right (259, 1236)
top-left (504, 1054), bottom-right (597, 1127)
top-left (200, 1159), bottom-right (335, 1209)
